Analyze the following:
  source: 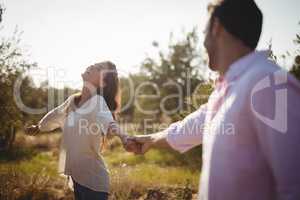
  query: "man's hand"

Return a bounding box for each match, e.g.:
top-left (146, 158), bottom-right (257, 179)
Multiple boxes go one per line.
top-left (24, 125), bottom-right (40, 136)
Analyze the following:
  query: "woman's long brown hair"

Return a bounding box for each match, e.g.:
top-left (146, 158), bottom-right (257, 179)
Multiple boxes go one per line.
top-left (96, 61), bottom-right (121, 120)
top-left (96, 61), bottom-right (121, 152)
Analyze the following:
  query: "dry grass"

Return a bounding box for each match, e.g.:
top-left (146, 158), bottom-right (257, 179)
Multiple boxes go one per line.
top-left (109, 164), bottom-right (198, 200)
top-left (0, 158), bottom-right (73, 200)
top-left (0, 131), bottom-right (200, 200)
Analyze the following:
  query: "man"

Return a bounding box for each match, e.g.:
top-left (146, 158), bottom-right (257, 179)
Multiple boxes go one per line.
top-left (111, 0), bottom-right (300, 199)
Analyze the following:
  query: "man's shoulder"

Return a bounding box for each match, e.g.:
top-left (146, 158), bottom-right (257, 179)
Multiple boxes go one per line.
top-left (243, 58), bottom-right (300, 88)
top-left (245, 58), bottom-right (280, 81)
top-left (230, 58), bottom-right (281, 101)
top-left (234, 57), bottom-right (300, 100)
top-left (235, 58), bottom-right (281, 92)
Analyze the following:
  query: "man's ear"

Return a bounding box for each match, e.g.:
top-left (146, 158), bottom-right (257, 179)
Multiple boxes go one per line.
top-left (211, 17), bottom-right (223, 37)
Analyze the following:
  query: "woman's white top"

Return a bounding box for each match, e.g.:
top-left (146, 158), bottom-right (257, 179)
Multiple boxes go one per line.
top-left (38, 94), bottom-right (115, 192)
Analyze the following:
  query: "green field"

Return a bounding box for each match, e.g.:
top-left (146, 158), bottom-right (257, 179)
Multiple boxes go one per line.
top-left (0, 131), bottom-right (201, 200)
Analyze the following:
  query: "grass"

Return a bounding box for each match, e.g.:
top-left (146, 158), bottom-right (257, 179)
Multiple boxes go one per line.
top-left (104, 146), bottom-right (200, 187)
top-left (0, 132), bottom-right (73, 200)
top-left (0, 152), bottom-right (73, 200)
top-left (104, 140), bottom-right (200, 199)
top-left (0, 131), bottom-right (201, 199)
top-left (111, 163), bottom-right (199, 186)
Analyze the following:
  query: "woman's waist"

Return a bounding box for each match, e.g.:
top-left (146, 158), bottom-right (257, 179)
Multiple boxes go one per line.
top-left (67, 147), bottom-right (102, 158)
top-left (63, 150), bottom-right (107, 168)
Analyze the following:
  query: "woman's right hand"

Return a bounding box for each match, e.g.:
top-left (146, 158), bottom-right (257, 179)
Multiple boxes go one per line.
top-left (24, 125), bottom-right (40, 136)
top-left (121, 135), bottom-right (142, 154)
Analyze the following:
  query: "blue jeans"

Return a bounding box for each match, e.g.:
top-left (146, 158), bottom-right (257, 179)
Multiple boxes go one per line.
top-left (72, 178), bottom-right (109, 200)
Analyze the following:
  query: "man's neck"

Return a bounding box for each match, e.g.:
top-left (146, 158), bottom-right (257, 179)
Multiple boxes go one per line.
top-left (217, 46), bottom-right (252, 76)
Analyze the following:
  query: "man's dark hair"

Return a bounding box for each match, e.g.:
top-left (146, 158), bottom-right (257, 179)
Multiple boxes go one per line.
top-left (209, 0), bottom-right (263, 50)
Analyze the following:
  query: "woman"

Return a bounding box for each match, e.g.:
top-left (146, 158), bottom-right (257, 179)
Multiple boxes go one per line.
top-left (25, 61), bottom-right (134, 200)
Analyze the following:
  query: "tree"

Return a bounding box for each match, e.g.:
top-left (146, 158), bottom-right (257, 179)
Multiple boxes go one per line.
top-left (289, 32), bottom-right (300, 81)
top-left (139, 29), bottom-right (207, 122)
top-left (0, 6), bottom-right (39, 150)
top-left (0, 33), bottom-right (38, 150)
top-left (120, 73), bottom-right (149, 122)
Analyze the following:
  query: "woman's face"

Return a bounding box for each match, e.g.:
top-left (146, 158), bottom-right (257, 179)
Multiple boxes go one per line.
top-left (81, 63), bottom-right (106, 88)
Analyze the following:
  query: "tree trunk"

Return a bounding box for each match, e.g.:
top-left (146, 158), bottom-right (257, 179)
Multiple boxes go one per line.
top-left (0, 125), bottom-right (16, 151)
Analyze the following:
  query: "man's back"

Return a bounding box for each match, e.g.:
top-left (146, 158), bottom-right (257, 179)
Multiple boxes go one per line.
top-left (199, 50), bottom-right (300, 200)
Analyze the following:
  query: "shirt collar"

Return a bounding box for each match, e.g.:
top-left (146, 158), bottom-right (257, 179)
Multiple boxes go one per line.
top-left (222, 50), bottom-right (270, 83)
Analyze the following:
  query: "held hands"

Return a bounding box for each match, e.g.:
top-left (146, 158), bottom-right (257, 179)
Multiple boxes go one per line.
top-left (122, 135), bottom-right (143, 154)
top-left (108, 122), bottom-right (154, 154)
top-left (127, 135), bottom-right (154, 155)
top-left (108, 122), bottom-right (141, 153)
top-left (24, 124), bottom-right (40, 136)
top-left (121, 135), bottom-right (154, 155)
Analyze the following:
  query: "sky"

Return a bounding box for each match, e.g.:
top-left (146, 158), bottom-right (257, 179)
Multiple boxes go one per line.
top-left (1, 0), bottom-right (300, 88)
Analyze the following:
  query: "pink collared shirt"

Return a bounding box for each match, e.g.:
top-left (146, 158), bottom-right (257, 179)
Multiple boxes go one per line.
top-left (166, 50), bottom-right (300, 200)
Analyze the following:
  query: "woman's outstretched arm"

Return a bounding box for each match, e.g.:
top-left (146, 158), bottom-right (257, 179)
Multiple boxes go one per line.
top-left (25, 95), bottom-right (73, 135)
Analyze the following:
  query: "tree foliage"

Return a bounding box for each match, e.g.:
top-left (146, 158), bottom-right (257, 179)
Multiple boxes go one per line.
top-left (289, 32), bottom-right (300, 81)
top-left (137, 29), bottom-right (208, 122)
top-left (0, 31), bottom-right (37, 150)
